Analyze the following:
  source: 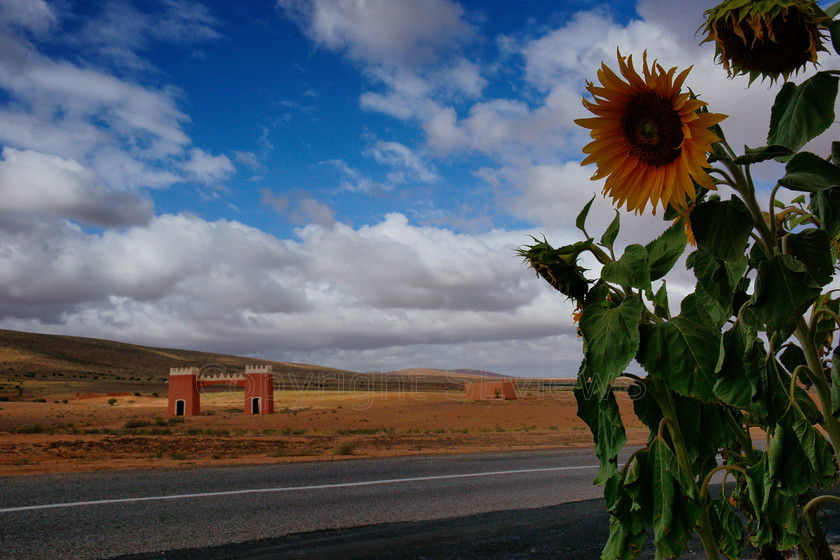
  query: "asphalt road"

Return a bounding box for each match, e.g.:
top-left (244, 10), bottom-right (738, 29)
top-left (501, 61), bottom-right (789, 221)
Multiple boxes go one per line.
top-left (0, 449), bottom-right (631, 560)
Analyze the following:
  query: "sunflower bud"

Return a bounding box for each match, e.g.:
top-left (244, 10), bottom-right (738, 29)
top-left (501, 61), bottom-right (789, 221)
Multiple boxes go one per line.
top-left (517, 238), bottom-right (591, 306)
top-left (700, 0), bottom-right (830, 83)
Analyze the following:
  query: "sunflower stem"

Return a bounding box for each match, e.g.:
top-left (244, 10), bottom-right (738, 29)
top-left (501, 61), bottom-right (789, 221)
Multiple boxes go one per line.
top-left (708, 166), bottom-right (738, 188)
top-left (794, 319), bottom-right (840, 454)
top-left (725, 160), bottom-right (776, 256)
top-left (587, 242), bottom-right (613, 265)
top-left (724, 408), bottom-right (758, 463)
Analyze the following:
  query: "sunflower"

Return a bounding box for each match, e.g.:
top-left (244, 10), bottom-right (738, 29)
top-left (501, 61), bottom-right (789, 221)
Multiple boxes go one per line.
top-left (574, 51), bottom-right (726, 215)
top-left (700, 0), bottom-right (830, 84)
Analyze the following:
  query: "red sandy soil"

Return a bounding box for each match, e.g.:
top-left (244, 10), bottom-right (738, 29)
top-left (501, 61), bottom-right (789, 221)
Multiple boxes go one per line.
top-left (0, 389), bottom-right (649, 476)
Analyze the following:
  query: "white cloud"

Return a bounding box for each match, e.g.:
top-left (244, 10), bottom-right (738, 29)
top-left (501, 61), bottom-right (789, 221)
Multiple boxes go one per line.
top-left (234, 151), bottom-right (262, 170)
top-left (3, 0), bottom-right (837, 378)
top-left (182, 148), bottom-right (234, 184)
top-left (76, 0), bottom-right (220, 72)
top-left (365, 141), bottom-right (438, 184)
top-left (0, 0), bottom-right (56, 35)
top-left (279, 0), bottom-right (485, 123)
top-left (0, 0), bottom-right (228, 204)
top-left (0, 210), bottom-right (575, 374)
top-left (0, 147), bottom-right (153, 227)
top-left (0, 213), bottom-right (305, 310)
top-left (277, 0), bottom-right (472, 67)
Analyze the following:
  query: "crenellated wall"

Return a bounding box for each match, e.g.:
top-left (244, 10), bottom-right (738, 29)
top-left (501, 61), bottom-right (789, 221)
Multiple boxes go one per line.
top-left (167, 365), bottom-right (274, 416)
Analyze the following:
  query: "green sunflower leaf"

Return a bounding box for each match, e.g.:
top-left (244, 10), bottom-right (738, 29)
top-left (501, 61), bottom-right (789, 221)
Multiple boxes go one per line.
top-left (645, 220), bottom-right (687, 281)
top-left (689, 248), bottom-right (748, 321)
top-left (745, 457), bottom-right (801, 550)
top-left (601, 512), bottom-right (646, 560)
top-left (647, 438), bottom-right (702, 558)
top-left (651, 281), bottom-right (670, 319)
top-left (575, 382), bottom-right (626, 488)
top-left (746, 254), bottom-right (822, 336)
top-left (601, 245), bottom-right (651, 291)
top-left (768, 72), bottom-right (839, 157)
top-left (600, 210), bottom-right (621, 251)
top-left (576, 194), bottom-right (597, 235)
top-left (637, 294), bottom-right (720, 402)
top-left (602, 456), bottom-right (647, 560)
top-left (714, 322), bottom-right (766, 411)
top-left (689, 197), bottom-right (754, 262)
top-left (579, 296), bottom-right (643, 383)
top-left (831, 19), bottom-right (840, 56)
top-left (785, 228), bottom-right (833, 286)
top-left (831, 347), bottom-right (840, 418)
top-left (810, 188), bottom-right (840, 238)
top-left (733, 145), bottom-right (793, 165)
top-left (709, 496), bottom-right (746, 559)
top-left (768, 405), bottom-right (837, 495)
top-left (779, 151), bottom-right (840, 192)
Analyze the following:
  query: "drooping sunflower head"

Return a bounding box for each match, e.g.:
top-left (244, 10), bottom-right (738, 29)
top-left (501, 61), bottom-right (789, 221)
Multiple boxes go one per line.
top-left (574, 50), bottom-right (726, 215)
top-left (700, 0), bottom-right (830, 83)
top-left (517, 237), bottom-right (591, 308)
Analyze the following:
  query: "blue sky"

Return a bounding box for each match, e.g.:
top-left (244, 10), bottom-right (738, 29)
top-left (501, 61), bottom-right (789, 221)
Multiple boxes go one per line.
top-left (0, 0), bottom-right (835, 376)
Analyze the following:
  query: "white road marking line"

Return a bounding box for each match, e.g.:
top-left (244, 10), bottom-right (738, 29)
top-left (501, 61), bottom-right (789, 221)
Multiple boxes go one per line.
top-left (0, 465), bottom-right (599, 513)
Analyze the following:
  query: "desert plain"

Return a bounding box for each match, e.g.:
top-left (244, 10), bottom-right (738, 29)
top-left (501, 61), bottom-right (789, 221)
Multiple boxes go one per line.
top-left (0, 382), bottom-right (651, 476)
top-left (0, 328), bottom-right (650, 476)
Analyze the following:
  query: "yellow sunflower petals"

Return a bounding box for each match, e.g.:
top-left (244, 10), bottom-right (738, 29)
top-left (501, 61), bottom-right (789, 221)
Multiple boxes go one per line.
top-left (575, 49), bottom-right (727, 214)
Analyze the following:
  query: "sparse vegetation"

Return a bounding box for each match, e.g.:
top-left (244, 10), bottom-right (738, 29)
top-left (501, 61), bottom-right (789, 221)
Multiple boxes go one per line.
top-left (333, 441), bottom-right (357, 456)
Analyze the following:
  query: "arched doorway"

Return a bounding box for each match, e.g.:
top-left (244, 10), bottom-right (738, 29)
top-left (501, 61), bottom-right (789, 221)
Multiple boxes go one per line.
top-left (251, 397), bottom-right (260, 414)
top-left (175, 400), bottom-right (185, 416)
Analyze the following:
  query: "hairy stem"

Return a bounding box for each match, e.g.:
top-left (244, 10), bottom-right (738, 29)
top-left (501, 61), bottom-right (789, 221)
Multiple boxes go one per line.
top-left (725, 160), bottom-right (776, 256)
top-left (795, 319), bottom-right (840, 454)
top-left (723, 409), bottom-right (758, 463)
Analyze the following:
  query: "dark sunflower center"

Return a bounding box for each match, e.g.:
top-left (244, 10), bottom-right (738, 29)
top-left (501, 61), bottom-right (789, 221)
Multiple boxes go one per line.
top-left (714, 10), bottom-right (814, 75)
top-left (621, 91), bottom-right (683, 167)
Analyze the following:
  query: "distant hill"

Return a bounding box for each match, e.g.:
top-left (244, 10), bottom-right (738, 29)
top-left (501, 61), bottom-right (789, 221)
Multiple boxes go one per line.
top-left (451, 368), bottom-right (509, 379)
top-left (0, 329), bottom-right (463, 392)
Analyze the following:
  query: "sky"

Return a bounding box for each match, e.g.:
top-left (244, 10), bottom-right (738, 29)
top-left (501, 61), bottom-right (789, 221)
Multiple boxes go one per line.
top-left (0, 0), bottom-right (837, 377)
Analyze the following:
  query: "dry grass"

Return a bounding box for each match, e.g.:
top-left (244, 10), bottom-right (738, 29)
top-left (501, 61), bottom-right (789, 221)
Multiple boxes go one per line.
top-left (0, 328), bottom-right (644, 477)
top-left (0, 386), bottom-right (649, 476)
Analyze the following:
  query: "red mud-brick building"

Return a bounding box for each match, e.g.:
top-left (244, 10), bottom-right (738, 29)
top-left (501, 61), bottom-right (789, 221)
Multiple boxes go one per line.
top-left (168, 365), bottom-right (274, 416)
top-left (464, 378), bottom-right (518, 400)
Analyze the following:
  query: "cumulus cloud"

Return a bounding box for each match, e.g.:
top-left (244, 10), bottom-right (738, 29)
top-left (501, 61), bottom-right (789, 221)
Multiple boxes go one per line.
top-left (0, 148), bottom-right (153, 227)
top-left (3, 0), bottom-right (834, 377)
top-left (0, 0), bottom-right (227, 199)
top-left (0, 210), bottom-right (574, 373)
top-left (0, 213), bottom-right (306, 311)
